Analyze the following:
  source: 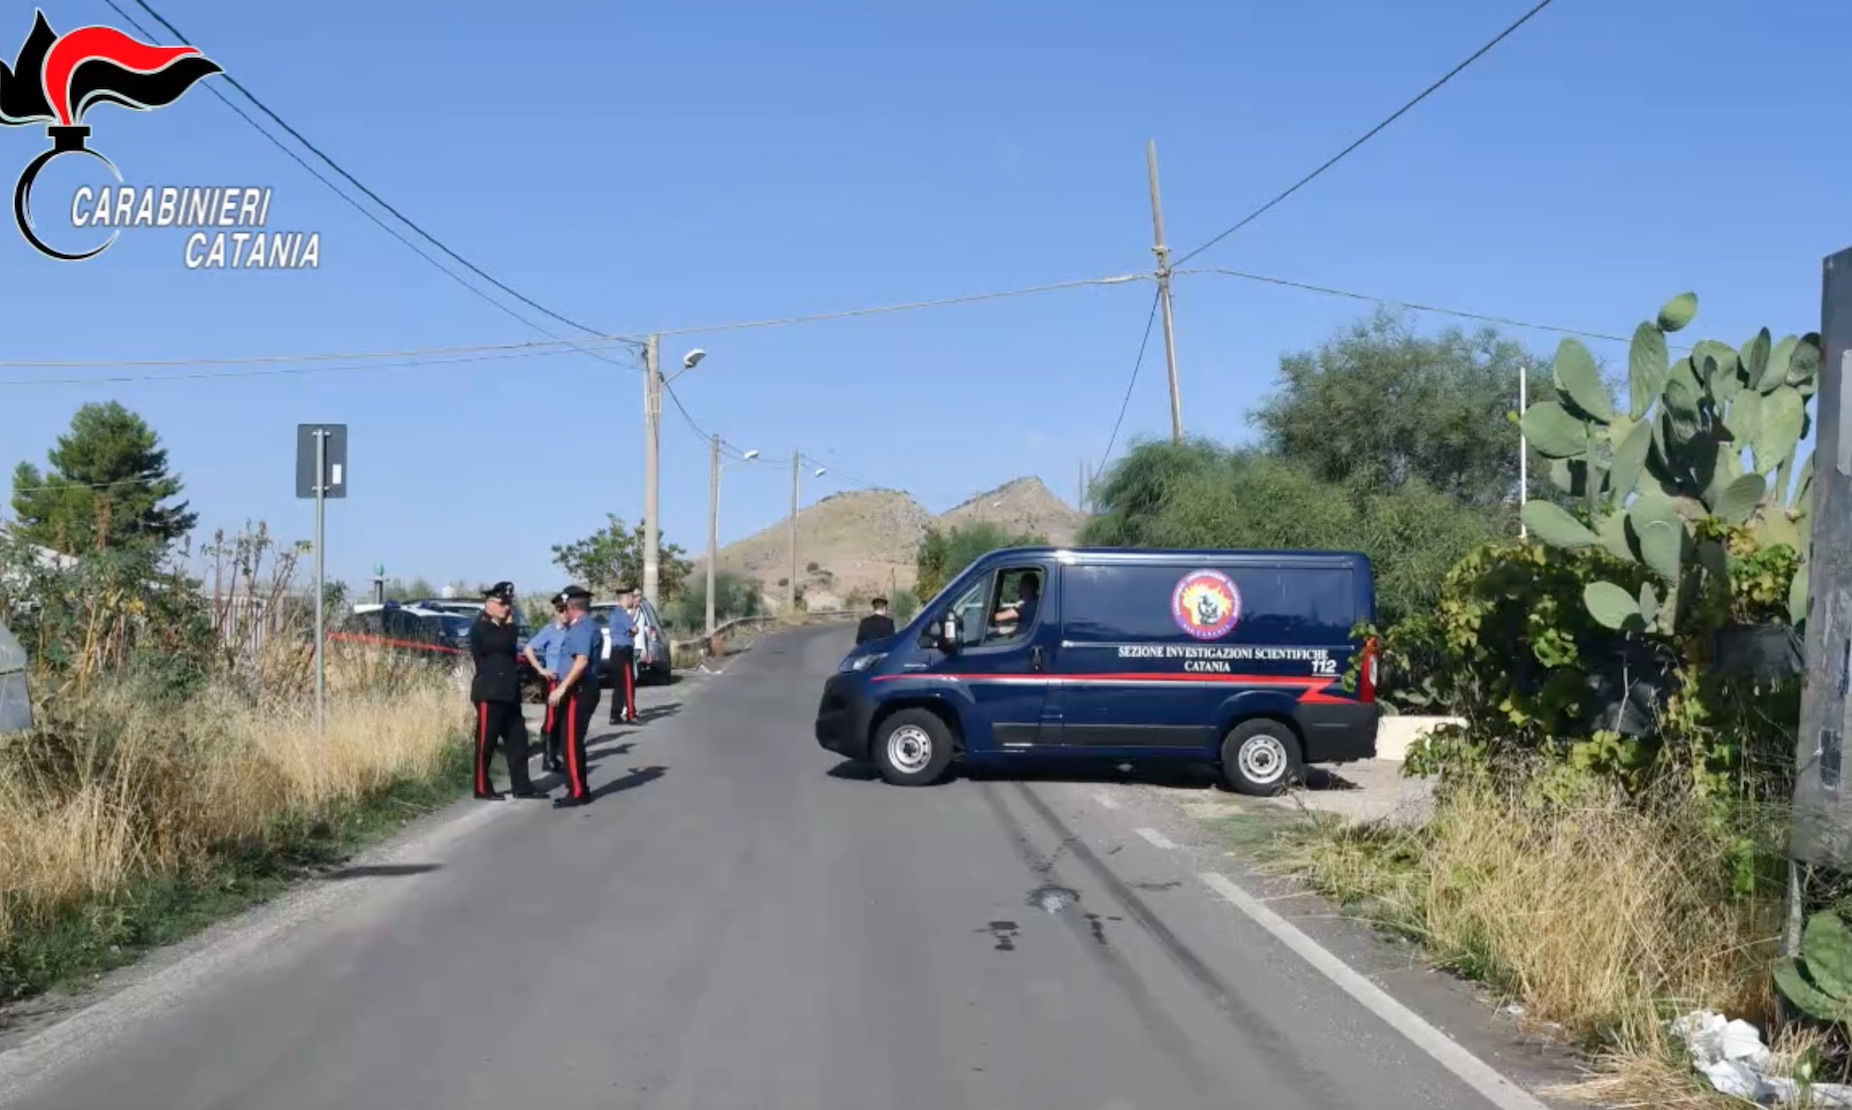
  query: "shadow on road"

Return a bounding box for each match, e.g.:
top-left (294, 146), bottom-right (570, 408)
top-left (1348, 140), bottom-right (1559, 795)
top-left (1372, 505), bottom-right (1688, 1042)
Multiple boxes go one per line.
top-left (587, 741), bottom-right (637, 765)
top-left (321, 863), bottom-right (442, 880)
top-left (634, 703), bottom-right (680, 724)
top-left (592, 764), bottom-right (668, 800)
top-left (825, 760), bottom-right (881, 781)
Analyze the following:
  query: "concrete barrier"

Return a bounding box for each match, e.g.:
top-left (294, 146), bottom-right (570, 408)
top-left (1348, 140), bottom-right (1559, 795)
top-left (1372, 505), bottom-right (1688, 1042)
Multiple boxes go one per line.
top-left (1374, 715), bottom-right (1466, 762)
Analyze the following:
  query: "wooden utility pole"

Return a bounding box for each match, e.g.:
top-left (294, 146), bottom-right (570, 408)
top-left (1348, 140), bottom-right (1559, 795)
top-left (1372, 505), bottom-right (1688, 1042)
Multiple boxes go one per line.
top-left (1146, 139), bottom-right (1184, 443)
top-left (706, 433), bottom-right (721, 637)
top-left (788, 449), bottom-right (800, 613)
top-left (641, 334), bottom-right (662, 606)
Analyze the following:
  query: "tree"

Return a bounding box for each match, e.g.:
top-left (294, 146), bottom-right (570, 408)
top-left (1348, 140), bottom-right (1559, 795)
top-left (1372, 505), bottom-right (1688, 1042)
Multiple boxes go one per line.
top-left (915, 522), bottom-right (1045, 601)
top-left (670, 569), bottom-right (762, 629)
top-left (1081, 439), bottom-right (1499, 626)
top-left (11, 401), bottom-right (197, 554)
top-left (384, 575), bottom-right (439, 602)
top-left (1250, 311), bottom-right (1548, 511)
top-left (550, 514), bottom-right (693, 599)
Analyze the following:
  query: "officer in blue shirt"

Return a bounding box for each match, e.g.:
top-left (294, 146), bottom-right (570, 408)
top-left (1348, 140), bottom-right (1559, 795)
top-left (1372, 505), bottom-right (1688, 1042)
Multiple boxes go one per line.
top-left (549, 586), bottom-right (603, 807)
top-left (604, 586), bottom-right (638, 725)
top-left (522, 592), bottom-right (571, 773)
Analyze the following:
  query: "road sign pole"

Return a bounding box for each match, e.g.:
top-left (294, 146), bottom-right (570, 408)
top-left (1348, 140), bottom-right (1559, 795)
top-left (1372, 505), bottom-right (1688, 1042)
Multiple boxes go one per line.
top-left (314, 428), bottom-right (327, 735)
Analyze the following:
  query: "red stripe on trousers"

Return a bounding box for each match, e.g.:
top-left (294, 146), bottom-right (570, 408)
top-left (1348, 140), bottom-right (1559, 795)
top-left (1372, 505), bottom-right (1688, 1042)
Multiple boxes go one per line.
top-left (543, 679), bottom-right (556, 732)
top-left (566, 693), bottom-right (585, 798)
top-left (622, 659), bottom-right (636, 719)
top-left (475, 702), bottom-right (488, 795)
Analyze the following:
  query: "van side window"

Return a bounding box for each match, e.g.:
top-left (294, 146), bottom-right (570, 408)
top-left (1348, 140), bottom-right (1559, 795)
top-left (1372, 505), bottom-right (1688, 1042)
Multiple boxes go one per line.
top-left (984, 567), bottom-right (1044, 644)
top-left (1063, 565), bottom-right (1353, 645)
top-left (945, 574), bottom-right (994, 648)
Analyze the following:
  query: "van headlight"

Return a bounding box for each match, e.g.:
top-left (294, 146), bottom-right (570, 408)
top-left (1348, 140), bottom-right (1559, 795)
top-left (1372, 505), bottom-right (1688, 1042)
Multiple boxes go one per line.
top-left (841, 652), bottom-right (885, 673)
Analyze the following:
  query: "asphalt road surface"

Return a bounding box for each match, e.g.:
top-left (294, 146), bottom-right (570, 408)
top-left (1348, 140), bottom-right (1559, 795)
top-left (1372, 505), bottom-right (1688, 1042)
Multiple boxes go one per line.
top-left (0, 627), bottom-right (1540, 1110)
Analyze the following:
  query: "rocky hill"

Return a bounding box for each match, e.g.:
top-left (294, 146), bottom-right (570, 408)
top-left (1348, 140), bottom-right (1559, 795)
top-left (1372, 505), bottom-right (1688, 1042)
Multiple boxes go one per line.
top-left (703, 476), bottom-right (1085, 610)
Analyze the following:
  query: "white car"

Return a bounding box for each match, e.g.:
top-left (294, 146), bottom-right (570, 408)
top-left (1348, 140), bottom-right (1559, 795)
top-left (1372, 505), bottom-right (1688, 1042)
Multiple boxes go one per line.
top-left (589, 599), bottom-right (672, 685)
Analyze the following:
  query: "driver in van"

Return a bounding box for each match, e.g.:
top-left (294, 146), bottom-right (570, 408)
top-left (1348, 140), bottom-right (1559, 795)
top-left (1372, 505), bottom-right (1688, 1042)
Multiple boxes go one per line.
top-left (990, 572), bottom-right (1040, 636)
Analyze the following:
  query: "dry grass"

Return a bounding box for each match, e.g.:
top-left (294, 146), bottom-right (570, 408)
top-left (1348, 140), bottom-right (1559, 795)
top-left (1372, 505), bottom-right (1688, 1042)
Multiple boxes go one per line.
top-left (1275, 774), bottom-right (1784, 1100)
top-left (0, 646), bottom-right (463, 957)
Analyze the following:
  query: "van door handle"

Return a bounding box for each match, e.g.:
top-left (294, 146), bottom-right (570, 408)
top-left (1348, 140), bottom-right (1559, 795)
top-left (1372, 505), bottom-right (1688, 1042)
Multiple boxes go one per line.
top-left (1030, 645), bottom-right (1046, 672)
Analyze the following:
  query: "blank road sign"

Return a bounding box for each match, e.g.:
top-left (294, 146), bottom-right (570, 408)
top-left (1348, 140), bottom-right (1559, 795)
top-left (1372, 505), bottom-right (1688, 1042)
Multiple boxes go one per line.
top-left (296, 424), bottom-right (349, 499)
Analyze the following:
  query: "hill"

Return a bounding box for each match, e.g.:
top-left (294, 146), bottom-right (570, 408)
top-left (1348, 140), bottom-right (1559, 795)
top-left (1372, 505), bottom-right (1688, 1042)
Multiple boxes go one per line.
top-left (935, 477), bottom-right (1085, 547)
top-left (704, 476), bottom-right (1085, 610)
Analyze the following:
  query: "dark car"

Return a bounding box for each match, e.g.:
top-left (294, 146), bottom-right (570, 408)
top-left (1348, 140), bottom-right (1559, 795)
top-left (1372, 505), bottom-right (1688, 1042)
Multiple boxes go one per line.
top-left (330, 603), bottom-right (468, 663)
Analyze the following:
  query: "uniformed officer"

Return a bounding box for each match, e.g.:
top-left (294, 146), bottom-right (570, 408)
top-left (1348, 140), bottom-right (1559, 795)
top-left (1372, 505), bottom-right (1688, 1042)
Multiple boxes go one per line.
top-left (550, 586), bottom-right (603, 808)
top-left (522, 592), bottom-right (570, 773)
top-left (470, 581), bottom-right (547, 801)
top-left (605, 584), bottom-right (639, 726)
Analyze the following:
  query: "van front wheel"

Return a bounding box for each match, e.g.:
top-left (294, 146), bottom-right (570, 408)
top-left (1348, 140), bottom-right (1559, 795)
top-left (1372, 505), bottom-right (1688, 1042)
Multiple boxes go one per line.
top-left (872, 709), bottom-right (955, 786)
top-left (1220, 720), bottom-right (1304, 796)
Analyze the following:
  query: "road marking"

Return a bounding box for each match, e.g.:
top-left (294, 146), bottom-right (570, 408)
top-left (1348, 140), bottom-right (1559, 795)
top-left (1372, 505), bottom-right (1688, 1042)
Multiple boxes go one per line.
top-left (1090, 791), bottom-right (1121, 810)
top-left (1197, 872), bottom-right (1549, 1110)
top-left (1135, 827), bottom-right (1177, 850)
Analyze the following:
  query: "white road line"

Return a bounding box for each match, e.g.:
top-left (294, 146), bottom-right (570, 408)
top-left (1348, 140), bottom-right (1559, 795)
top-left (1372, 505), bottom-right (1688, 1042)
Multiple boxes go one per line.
top-left (1090, 791), bottom-right (1121, 810)
top-left (1197, 872), bottom-right (1549, 1110)
top-left (1135, 827), bottom-right (1177, 850)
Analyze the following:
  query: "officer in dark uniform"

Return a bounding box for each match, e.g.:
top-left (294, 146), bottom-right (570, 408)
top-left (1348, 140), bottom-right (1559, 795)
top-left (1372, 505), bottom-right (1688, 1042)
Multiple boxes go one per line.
top-left (470, 581), bottom-right (547, 800)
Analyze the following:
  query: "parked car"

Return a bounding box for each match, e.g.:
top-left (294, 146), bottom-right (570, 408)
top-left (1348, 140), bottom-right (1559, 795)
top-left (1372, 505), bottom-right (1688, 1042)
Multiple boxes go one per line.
top-left (590, 598), bottom-right (672, 686)
top-left (331, 602), bottom-right (469, 663)
top-left (817, 546), bottom-right (1381, 794)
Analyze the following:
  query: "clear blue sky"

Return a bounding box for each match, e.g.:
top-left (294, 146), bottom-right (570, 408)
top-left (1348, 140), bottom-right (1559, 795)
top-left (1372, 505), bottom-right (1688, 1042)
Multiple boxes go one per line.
top-left (3, 0), bottom-right (1846, 594)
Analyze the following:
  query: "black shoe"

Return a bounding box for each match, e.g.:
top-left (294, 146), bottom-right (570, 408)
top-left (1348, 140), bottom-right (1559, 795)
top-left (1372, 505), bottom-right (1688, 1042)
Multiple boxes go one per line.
top-left (553, 796), bottom-right (589, 809)
top-left (474, 791), bottom-right (505, 801)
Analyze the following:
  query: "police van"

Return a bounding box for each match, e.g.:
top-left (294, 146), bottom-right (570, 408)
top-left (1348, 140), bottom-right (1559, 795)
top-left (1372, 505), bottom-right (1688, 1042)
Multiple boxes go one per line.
top-left (814, 547), bottom-right (1380, 794)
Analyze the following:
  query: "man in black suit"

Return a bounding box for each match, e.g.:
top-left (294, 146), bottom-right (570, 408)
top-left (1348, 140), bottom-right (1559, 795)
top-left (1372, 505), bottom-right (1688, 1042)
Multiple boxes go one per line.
top-left (855, 597), bottom-right (897, 645)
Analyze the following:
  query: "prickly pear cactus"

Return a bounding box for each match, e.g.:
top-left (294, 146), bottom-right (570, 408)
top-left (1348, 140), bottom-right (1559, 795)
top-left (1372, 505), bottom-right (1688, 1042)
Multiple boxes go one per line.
top-left (1775, 910), bottom-right (1852, 1023)
top-left (1519, 293), bottom-right (1818, 633)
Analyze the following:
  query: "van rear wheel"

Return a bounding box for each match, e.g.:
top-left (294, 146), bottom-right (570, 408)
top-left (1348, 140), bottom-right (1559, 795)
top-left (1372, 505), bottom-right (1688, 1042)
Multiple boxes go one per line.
top-left (872, 709), bottom-right (954, 786)
top-left (1220, 719), bottom-right (1304, 796)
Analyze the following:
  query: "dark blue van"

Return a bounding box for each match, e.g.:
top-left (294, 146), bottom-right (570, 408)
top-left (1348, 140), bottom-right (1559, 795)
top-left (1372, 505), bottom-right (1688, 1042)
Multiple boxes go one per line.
top-left (814, 547), bottom-right (1380, 794)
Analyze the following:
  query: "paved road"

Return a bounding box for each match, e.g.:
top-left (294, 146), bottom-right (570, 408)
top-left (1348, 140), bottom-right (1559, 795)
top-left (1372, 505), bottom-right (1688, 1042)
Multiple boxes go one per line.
top-left (0, 627), bottom-right (1533, 1110)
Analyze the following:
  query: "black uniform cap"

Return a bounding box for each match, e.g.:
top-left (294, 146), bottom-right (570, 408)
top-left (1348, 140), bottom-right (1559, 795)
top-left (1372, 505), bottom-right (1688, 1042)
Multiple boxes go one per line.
top-left (561, 585), bottom-right (593, 602)
top-left (483, 581), bottom-right (517, 603)
top-left (549, 590), bottom-right (568, 608)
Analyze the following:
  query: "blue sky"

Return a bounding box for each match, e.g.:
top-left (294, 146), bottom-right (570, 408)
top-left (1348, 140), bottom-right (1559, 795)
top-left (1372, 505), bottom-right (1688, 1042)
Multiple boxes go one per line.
top-left (2, 0), bottom-right (1846, 594)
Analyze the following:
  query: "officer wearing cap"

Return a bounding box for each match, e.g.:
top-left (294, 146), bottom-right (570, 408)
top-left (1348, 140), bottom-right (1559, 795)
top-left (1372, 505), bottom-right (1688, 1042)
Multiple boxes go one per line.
top-left (470, 582), bottom-right (546, 801)
top-left (522, 591), bottom-right (571, 773)
top-left (550, 585), bottom-right (603, 807)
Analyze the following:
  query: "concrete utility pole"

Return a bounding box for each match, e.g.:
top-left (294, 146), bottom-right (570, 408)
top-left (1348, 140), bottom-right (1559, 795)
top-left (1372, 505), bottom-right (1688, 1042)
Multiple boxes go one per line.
top-left (1791, 246), bottom-right (1852, 870)
top-left (641, 334), bottom-right (662, 606)
top-left (788, 449), bottom-right (800, 613)
top-left (1146, 138), bottom-right (1184, 443)
top-left (706, 434), bottom-right (721, 637)
top-left (1078, 457), bottom-right (1089, 514)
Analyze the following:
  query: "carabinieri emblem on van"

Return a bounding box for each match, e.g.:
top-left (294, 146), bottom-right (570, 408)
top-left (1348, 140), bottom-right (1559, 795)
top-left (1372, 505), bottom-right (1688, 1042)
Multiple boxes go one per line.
top-left (1171, 569), bottom-right (1241, 641)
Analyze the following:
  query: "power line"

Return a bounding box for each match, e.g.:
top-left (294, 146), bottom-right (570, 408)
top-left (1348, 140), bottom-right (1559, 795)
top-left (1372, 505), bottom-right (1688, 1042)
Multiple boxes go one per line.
top-left (1173, 0), bottom-right (1559, 267)
top-left (98, 0), bottom-right (617, 354)
top-left (1100, 291), bottom-right (1162, 467)
top-left (113, 0), bottom-right (640, 359)
top-left (1182, 267), bottom-right (1662, 348)
top-left (0, 272), bottom-right (1141, 377)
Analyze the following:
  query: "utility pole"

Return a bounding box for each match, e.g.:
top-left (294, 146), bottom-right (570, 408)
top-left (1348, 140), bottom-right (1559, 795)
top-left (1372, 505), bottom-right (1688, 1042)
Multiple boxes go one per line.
top-left (1792, 246), bottom-right (1852, 872)
top-left (1146, 138), bottom-right (1184, 443)
top-left (706, 433), bottom-right (720, 637)
top-left (641, 334), bottom-right (662, 606)
top-left (1518, 364), bottom-right (1529, 541)
top-left (788, 449), bottom-right (800, 613)
top-left (1078, 457), bottom-right (1089, 514)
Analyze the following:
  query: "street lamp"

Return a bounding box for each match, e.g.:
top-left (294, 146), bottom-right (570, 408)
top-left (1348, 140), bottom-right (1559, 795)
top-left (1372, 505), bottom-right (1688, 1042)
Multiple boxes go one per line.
top-left (708, 440), bottom-right (760, 636)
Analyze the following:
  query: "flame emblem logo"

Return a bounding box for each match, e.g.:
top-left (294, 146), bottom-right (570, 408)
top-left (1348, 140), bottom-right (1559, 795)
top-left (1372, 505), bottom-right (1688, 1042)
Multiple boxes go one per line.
top-left (0, 9), bottom-right (220, 260)
top-left (1171, 569), bottom-right (1241, 641)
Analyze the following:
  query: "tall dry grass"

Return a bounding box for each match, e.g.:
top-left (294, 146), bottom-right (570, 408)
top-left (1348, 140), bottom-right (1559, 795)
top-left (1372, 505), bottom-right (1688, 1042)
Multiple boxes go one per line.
top-left (1278, 774), bottom-right (1783, 1079)
top-left (0, 645), bottom-right (464, 957)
